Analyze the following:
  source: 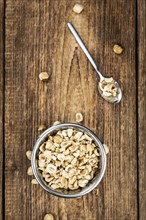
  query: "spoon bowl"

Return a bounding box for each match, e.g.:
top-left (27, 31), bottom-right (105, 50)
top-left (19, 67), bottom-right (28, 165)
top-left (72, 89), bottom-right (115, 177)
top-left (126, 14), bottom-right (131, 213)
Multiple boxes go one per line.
top-left (98, 80), bottom-right (122, 104)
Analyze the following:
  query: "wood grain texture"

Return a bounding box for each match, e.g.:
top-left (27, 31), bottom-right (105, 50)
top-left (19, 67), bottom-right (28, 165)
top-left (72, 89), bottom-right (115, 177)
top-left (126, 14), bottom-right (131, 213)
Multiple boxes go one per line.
top-left (0, 0), bottom-right (4, 219)
top-left (138, 1), bottom-right (146, 220)
top-left (5, 0), bottom-right (137, 220)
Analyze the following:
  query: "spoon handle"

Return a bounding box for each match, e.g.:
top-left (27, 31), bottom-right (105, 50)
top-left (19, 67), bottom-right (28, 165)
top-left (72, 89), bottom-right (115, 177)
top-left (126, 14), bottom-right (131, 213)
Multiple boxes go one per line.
top-left (67, 23), bottom-right (104, 80)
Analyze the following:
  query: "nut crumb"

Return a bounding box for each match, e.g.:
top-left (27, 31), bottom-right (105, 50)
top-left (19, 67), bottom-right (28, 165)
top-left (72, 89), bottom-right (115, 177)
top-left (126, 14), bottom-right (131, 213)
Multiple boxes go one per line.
top-left (53, 121), bottom-right (61, 126)
top-left (39, 72), bottom-right (50, 81)
top-left (26, 150), bottom-right (32, 160)
top-left (113, 44), bottom-right (123, 54)
top-left (73, 4), bottom-right (84, 14)
top-left (44, 213), bottom-right (54, 220)
top-left (103, 144), bottom-right (109, 154)
top-left (27, 166), bottom-right (33, 176)
top-left (31, 179), bottom-right (38, 184)
top-left (67, 128), bottom-right (73, 137)
top-left (54, 135), bottom-right (63, 143)
top-left (38, 124), bottom-right (46, 131)
top-left (76, 112), bottom-right (83, 123)
top-left (46, 164), bottom-right (57, 174)
top-left (95, 188), bottom-right (99, 195)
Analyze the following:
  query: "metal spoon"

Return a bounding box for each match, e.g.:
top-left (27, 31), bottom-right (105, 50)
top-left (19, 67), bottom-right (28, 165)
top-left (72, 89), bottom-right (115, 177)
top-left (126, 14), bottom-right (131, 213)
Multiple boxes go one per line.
top-left (67, 22), bottom-right (122, 104)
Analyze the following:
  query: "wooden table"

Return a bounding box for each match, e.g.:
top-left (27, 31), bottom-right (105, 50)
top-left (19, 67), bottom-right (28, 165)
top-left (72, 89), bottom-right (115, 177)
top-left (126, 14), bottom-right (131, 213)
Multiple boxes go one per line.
top-left (0, 1), bottom-right (145, 219)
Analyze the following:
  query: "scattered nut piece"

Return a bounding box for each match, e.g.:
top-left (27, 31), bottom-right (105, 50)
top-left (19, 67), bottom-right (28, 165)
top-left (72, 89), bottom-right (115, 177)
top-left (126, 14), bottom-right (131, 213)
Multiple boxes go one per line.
top-left (54, 135), bottom-right (63, 144)
top-left (57, 153), bottom-right (65, 161)
top-left (94, 149), bottom-right (100, 156)
top-left (45, 175), bottom-right (54, 183)
top-left (102, 91), bottom-right (112, 97)
top-left (62, 170), bottom-right (70, 179)
top-left (78, 179), bottom-right (88, 187)
top-left (46, 164), bottom-right (57, 174)
top-left (113, 44), bottom-right (123, 54)
top-left (84, 134), bottom-right (92, 142)
top-left (103, 144), bottom-right (109, 154)
top-left (31, 179), bottom-right (38, 184)
top-left (61, 177), bottom-right (68, 187)
top-left (73, 180), bottom-right (78, 189)
top-left (53, 121), bottom-right (61, 126)
top-left (86, 164), bottom-right (92, 173)
top-left (39, 72), bottom-right (50, 81)
top-left (76, 112), bottom-right (83, 123)
top-left (26, 150), bottom-right (32, 160)
top-left (70, 145), bottom-right (78, 153)
top-left (73, 152), bottom-right (80, 158)
top-left (64, 149), bottom-right (70, 155)
top-left (61, 141), bottom-right (72, 148)
top-left (71, 157), bottom-right (77, 165)
top-left (38, 160), bottom-right (46, 168)
top-left (62, 130), bottom-right (67, 137)
top-left (56, 161), bottom-right (61, 167)
top-left (87, 144), bottom-right (94, 152)
top-left (44, 213), bottom-right (54, 220)
top-left (69, 176), bottom-right (76, 185)
top-left (43, 150), bottom-right (52, 157)
top-left (67, 128), bottom-right (73, 137)
top-left (39, 154), bottom-right (46, 161)
top-left (73, 3), bottom-right (84, 14)
top-left (65, 155), bottom-right (74, 162)
top-left (27, 166), bottom-right (33, 176)
top-left (51, 184), bottom-right (60, 189)
top-left (40, 143), bottom-right (46, 152)
top-left (38, 124), bottom-right (46, 131)
top-left (104, 77), bottom-right (114, 83)
top-left (95, 188), bottom-right (99, 195)
top-left (57, 130), bottom-right (63, 137)
top-left (69, 168), bottom-right (77, 176)
top-left (75, 131), bottom-right (83, 139)
top-left (85, 174), bottom-right (92, 180)
top-left (45, 141), bottom-right (53, 150)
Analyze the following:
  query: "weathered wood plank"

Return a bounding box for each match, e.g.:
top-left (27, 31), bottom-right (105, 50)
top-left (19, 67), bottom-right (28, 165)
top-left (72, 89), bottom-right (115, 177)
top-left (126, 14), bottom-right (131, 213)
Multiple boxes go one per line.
top-left (0, 0), bottom-right (4, 219)
top-left (138, 1), bottom-right (146, 219)
top-left (5, 0), bottom-right (137, 219)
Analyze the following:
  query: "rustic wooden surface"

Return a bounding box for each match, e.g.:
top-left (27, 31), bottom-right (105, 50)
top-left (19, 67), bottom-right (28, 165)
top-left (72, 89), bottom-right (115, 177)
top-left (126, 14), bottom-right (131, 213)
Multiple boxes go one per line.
top-left (0, 0), bottom-right (145, 219)
top-left (138, 0), bottom-right (146, 220)
top-left (0, 0), bottom-right (4, 219)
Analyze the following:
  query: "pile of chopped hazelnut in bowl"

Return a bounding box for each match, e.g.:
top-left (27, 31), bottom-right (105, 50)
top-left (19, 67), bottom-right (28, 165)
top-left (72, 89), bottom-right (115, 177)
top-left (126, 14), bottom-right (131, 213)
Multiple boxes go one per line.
top-left (31, 123), bottom-right (106, 198)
